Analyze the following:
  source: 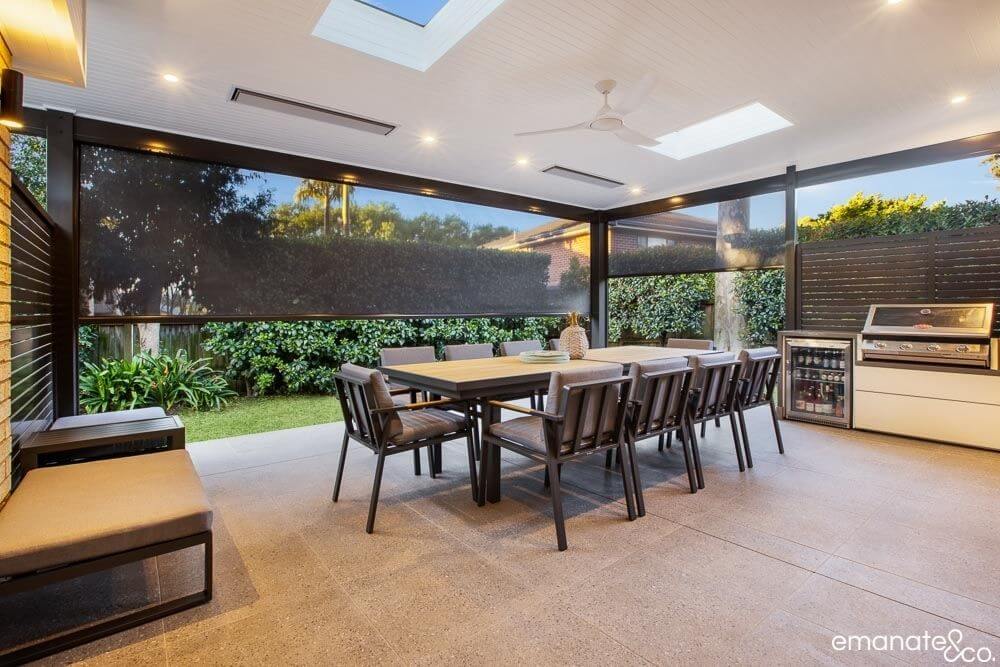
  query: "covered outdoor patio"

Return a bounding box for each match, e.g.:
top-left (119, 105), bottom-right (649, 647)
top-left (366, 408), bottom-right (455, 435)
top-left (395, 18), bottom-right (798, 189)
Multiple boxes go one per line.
top-left (2, 0), bottom-right (1000, 664)
top-left (3, 409), bottom-right (999, 664)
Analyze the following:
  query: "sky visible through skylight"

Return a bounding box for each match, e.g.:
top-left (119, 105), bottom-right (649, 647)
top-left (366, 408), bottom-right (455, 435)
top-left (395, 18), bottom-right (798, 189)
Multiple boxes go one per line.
top-left (356, 0), bottom-right (450, 26)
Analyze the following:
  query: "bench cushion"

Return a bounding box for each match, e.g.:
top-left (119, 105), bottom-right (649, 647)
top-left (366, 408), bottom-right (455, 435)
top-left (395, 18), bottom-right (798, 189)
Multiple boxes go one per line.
top-left (49, 407), bottom-right (167, 431)
top-left (0, 450), bottom-right (212, 577)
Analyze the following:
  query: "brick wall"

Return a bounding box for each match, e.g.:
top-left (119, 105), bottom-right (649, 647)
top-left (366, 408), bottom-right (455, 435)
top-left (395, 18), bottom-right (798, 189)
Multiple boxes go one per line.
top-left (534, 231), bottom-right (590, 286)
top-left (610, 229), bottom-right (644, 254)
top-left (0, 40), bottom-right (12, 504)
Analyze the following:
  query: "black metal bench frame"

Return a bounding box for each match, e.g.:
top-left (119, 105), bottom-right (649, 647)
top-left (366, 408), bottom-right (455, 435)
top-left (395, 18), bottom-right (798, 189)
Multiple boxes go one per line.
top-left (0, 530), bottom-right (212, 665)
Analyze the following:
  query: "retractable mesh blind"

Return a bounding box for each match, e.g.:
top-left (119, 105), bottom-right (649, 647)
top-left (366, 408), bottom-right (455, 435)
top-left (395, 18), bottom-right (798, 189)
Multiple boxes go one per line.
top-left (79, 145), bottom-right (589, 318)
top-left (608, 192), bottom-right (785, 276)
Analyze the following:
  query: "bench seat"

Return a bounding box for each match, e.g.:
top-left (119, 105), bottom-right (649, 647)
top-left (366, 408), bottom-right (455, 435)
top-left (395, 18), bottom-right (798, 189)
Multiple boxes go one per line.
top-left (0, 450), bottom-right (212, 578)
top-left (48, 407), bottom-right (168, 431)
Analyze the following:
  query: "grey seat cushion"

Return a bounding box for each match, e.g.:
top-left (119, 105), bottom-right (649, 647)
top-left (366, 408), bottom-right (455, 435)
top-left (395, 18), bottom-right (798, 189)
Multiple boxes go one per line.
top-left (49, 407), bottom-right (167, 431)
top-left (340, 363), bottom-right (404, 440)
top-left (666, 338), bottom-right (715, 350)
top-left (626, 357), bottom-right (689, 400)
top-left (444, 343), bottom-right (493, 361)
top-left (379, 346), bottom-right (437, 366)
top-left (392, 409), bottom-right (466, 444)
top-left (627, 358), bottom-right (690, 431)
top-left (0, 450), bottom-right (212, 577)
top-left (499, 340), bottom-right (543, 356)
top-left (738, 346), bottom-right (779, 377)
top-left (489, 416), bottom-right (545, 452)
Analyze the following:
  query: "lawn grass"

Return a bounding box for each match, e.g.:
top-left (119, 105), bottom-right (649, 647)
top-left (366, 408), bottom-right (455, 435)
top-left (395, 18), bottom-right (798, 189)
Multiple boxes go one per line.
top-left (180, 395), bottom-right (343, 442)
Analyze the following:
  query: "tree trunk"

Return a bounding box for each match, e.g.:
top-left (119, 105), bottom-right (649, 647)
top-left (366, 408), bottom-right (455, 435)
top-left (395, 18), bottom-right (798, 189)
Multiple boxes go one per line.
top-left (714, 199), bottom-right (750, 352)
top-left (341, 184), bottom-right (350, 237)
top-left (137, 287), bottom-right (161, 354)
top-left (323, 197), bottom-right (330, 236)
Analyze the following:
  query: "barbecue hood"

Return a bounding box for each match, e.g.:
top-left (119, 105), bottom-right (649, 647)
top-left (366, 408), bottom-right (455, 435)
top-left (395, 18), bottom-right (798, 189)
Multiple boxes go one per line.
top-left (861, 303), bottom-right (995, 338)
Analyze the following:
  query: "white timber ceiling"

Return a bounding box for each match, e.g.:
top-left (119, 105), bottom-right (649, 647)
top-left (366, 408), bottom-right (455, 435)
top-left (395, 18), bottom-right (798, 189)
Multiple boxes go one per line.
top-left (20, 0), bottom-right (1000, 210)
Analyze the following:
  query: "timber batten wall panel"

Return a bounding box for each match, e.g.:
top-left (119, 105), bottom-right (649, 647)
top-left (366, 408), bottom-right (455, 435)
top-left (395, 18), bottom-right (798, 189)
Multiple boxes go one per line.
top-left (0, 36), bottom-right (11, 501)
top-left (798, 226), bottom-right (1000, 334)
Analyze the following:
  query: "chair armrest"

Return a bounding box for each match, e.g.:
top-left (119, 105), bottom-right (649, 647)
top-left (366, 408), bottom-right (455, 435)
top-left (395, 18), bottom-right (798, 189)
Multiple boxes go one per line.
top-left (370, 398), bottom-right (466, 414)
top-left (486, 400), bottom-right (563, 421)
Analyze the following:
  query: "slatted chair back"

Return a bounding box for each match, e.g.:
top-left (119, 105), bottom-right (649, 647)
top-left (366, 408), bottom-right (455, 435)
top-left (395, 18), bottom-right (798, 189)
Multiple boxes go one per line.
top-left (688, 353), bottom-right (741, 423)
top-left (628, 358), bottom-right (692, 439)
top-left (666, 338), bottom-right (715, 350)
top-left (335, 363), bottom-right (401, 449)
top-left (444, 343), bottom-right (494, 361)
top-left (738, 347), bottom-right (781, 408)
top-left (544, 365), bottom-right (629, 456)
top-left (499, 340), bottom-right (543, 356)
top-left (379, 346), bottom-right (437, 366)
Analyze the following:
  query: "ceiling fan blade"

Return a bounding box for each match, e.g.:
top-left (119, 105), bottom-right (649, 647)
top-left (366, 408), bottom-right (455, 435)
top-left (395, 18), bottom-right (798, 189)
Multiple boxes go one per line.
top-left (514, 121), bottom-right (590, 137)
top-left (614, 125), bottom-right (659, 147)
top-left (615, 73), bottom-right (657, 115)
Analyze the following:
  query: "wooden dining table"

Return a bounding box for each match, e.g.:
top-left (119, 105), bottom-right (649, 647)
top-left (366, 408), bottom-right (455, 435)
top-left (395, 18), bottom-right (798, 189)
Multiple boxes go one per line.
top-left (381, 345), bottom-right (717, 503)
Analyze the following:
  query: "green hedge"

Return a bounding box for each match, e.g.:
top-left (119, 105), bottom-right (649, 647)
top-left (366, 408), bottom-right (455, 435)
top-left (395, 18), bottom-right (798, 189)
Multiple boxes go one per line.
top-left (201, 317), bottom-right (563, 396)
top-left (608, 274), bottom-right (715, 343)
top-left (733, 269), bottom-right (785, 347)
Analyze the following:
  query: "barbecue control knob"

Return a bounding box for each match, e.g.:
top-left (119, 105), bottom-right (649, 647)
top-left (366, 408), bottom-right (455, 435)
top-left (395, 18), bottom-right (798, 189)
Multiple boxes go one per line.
top-left (874, 342), bottom-right (887, 349)
top-left (926, 344), bottom-right (941, 352)
top-left (956, 345), bottom-right (969, 353)
top-left (899, 343), bottom-right (913, 350)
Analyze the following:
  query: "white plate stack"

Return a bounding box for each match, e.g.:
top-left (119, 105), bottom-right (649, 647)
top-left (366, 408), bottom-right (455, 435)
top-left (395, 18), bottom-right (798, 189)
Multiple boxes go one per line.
top-left (519, 350), bottom-right (570, 364)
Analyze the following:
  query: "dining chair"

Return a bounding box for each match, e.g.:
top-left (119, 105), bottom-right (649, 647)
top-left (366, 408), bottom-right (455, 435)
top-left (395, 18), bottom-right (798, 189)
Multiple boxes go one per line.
top-left (734, 347), bottom-right (784, 468)
top-left (499, 340), bottom-right (543, 356)
top-left (379, 346), bottom-right (439, 475)
top-left (443, 343), bottom-right (494, 361)
top-left (686, 352), bottom-right (746, 476)
top-left (618, 358), bottom-right (697, 510)
top-left (480, 364), bottom-right (636, 551)
top-left (666, 338), bottom-right (715, 350)
top-left (333, 364), bottom-right (478, 532)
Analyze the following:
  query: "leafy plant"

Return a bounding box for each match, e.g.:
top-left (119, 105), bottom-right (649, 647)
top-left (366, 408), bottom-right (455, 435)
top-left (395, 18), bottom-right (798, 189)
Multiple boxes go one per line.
top-left (201, 317), bottom-right (565, 396)
top-left (79, 350), bottom-right (234, 414)
top-left (733, 269), bottom-right (785, 347)
top-left (608, 274), bottom-right (715, 343)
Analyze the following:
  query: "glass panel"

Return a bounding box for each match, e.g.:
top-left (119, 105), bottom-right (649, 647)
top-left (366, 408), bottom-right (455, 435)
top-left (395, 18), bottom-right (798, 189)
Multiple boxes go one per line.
top-left (10, 133), bottom-right (47, 207)
top-left (787, 345), bottom-right (847, 418)
top-left (608, 191), bottom-right (785, 276)
top-left (797, 154), bottom-right (1000, 242)
top-left (869, 305), bottom-right (987, 329)
top-left (78, 145), bottom-right (588, 318)
top-left (356, 0), bottom-right (450, 25)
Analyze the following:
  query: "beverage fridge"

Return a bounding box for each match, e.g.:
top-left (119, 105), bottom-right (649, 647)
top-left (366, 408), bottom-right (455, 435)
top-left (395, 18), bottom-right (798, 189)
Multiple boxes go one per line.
top-left (782, 336), bottom-right (853, 427)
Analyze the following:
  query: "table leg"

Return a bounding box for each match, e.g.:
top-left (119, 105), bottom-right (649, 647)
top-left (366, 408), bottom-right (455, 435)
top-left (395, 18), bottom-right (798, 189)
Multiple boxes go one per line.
top-left (484, 401), bottom-right (501, 503)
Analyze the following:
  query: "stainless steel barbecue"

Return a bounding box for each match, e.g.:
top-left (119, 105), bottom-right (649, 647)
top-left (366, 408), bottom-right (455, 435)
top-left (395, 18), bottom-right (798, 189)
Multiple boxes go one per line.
top-left (860, 303), bottom-right (995, 368)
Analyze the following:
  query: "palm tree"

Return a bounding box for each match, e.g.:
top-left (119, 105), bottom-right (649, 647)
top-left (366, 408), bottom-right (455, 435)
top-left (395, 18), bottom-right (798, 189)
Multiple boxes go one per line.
top-left (293, 179), bottom-right (355, 236)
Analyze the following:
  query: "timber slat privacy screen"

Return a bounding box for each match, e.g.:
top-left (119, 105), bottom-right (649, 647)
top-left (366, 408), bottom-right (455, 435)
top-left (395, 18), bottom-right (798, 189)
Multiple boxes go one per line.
top-left (78, 145), bottom-right (589, 319)
top-left (10, 181), bottom-right (55, 482)
top-left (798, 225), bottom-right (1000, 334)
top-left (607, 191), bottom-right (786, 277)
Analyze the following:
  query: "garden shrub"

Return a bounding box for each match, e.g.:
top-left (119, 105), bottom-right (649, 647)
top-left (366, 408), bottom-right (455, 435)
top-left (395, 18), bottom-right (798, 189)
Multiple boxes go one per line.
top-left (201, 317), bottom-right (564, 396)
top-left (608, 229), bottom-right (784, 277)
top-left (78, 350), bottom-right (234, 414)
top-left (608, 274), bottom-right (715, 343)
top-left (733, 269), bottom-right (785, 347)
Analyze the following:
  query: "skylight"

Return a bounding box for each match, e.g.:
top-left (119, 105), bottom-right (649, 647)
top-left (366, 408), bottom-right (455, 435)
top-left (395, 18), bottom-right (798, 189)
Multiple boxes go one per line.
top-left (645, 103), bottom-right (792, 160)
top-left (355, 0), bottom-right (450, 27)
top-left (313, 0), bottom-right (505, 71)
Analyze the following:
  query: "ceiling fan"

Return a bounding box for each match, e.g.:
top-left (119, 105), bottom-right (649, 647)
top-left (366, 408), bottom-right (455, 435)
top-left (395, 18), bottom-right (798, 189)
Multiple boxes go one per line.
top-left (515, 75), bottom-right (659, 147)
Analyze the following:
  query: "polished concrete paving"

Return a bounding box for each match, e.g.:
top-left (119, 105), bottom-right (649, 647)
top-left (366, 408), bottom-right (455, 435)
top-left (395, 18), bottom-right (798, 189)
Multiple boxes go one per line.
top-left (3, 408), bottom-right (1000, 665)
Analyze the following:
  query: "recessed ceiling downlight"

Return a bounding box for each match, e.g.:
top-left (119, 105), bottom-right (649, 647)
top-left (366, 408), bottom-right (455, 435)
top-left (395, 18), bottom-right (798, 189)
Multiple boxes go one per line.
top-left (645, 102), bottom-right (792, 160)
top-left (541, 165), bottom-right (624, 189)
top-left (230, 88), bottom-right (396, 135)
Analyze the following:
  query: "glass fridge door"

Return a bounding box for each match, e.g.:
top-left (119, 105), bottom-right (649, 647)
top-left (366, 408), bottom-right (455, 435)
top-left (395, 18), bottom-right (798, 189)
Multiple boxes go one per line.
top-left (784, 338), bottom-right (852, 427)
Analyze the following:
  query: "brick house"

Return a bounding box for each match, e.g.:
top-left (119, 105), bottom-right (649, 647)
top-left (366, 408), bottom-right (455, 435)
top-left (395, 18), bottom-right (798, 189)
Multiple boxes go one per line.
top-left (481, 211), bottom-right (717, 286)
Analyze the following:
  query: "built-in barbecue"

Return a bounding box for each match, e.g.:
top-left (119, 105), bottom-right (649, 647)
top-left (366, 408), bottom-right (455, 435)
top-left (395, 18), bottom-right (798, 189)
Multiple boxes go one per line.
top-left (860, 303), bottom-right (995, 368)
